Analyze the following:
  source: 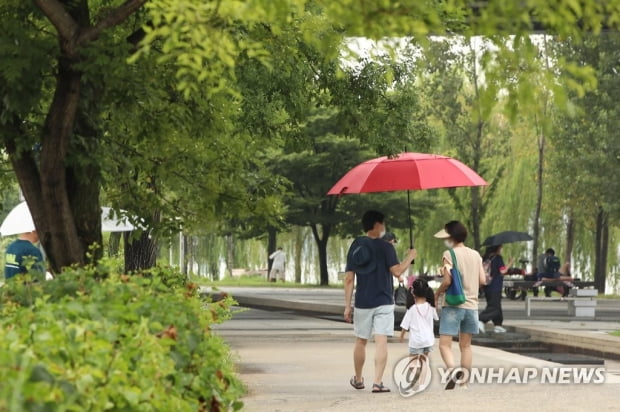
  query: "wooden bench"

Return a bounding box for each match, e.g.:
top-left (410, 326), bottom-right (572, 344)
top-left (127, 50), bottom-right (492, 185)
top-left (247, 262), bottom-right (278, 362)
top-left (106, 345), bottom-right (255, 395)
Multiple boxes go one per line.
top-left (525, 289), bottom-right (598, 317)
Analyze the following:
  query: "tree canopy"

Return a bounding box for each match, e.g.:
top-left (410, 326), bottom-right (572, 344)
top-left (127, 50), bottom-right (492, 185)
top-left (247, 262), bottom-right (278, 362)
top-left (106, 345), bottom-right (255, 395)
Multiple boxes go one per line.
top-left (0, 0), bottom-right (619, 288)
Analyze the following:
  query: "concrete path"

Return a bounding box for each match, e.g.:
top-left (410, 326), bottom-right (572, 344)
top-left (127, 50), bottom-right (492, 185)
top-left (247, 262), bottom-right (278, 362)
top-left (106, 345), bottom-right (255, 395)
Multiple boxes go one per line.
top-left (215, 307), bottom-right (620, 412)
top-left (207, 286), bottom-right (620, 357)
top-left (209, 286), bottom-right (620, 320)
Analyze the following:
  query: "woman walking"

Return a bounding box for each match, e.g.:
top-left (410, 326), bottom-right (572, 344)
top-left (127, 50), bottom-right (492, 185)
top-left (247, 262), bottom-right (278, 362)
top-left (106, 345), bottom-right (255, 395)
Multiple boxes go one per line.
top-left (433, 221), bottom-right (486, 390)
top-left (479, 245), bottom-right (514, 334)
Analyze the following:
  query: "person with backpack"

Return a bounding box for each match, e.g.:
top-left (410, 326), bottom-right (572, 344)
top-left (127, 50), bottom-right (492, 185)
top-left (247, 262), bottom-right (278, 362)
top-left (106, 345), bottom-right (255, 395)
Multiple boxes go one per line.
top-left (537, 248), bottom-right (573, 297)
top-left (478, 245), bottom-right (514, 334)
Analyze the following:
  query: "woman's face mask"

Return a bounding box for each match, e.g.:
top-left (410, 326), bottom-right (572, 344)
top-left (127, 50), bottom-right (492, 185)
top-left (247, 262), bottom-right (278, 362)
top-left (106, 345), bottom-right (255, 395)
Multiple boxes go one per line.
top-left (444, 239), bottom-right (455, 249)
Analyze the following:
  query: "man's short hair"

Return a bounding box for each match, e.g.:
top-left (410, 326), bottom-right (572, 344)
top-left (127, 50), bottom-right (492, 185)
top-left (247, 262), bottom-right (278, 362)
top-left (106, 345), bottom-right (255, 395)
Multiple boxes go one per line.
top-left (445, 220), bottom-right (468, 243)
top-left (545, 248), bottom-right (555, 255)
top-left (362, 210), bottom-right (384, 232)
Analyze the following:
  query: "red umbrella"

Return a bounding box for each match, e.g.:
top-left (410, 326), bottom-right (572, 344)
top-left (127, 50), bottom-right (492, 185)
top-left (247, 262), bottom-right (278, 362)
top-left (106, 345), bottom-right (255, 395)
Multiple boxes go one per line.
top-left (327, 152), bottom-right (488, 247)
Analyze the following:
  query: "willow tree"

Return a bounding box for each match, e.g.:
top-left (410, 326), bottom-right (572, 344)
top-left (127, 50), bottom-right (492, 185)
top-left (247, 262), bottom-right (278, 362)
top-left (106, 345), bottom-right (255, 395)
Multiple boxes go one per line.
top-left (550, 34), bottom-right (620, 292)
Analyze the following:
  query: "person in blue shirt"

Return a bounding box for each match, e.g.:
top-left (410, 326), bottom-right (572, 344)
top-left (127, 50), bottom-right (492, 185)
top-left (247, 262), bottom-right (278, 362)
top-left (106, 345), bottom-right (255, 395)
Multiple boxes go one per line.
top-left (5, 230), bottom-right (45, 279)
top-left (344, 210), bottom-right (417, 393)
top-left (478, 244), bottom-right (514, 334)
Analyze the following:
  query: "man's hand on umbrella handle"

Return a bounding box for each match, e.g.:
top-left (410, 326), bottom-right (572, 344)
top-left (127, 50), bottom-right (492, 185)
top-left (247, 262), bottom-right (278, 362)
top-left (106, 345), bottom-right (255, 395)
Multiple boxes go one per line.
top-left (407, 248), bottom-right (417, 263)
top-left (344, 306), bottom-right (353, 323)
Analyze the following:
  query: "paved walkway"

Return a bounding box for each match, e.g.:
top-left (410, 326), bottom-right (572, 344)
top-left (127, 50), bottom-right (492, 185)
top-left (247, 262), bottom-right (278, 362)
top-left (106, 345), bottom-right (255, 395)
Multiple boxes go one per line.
top-left (206, 287), bottom-right (620, 357)
top-left (214, 307), bottom-right (620, 412)
top-left (208, 286), bottom-right (620, 320)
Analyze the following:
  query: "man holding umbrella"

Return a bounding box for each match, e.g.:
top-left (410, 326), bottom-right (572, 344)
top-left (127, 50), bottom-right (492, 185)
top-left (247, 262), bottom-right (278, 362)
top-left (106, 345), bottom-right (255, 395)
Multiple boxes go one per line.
top-left (344, 210), bottom-right (417, 393)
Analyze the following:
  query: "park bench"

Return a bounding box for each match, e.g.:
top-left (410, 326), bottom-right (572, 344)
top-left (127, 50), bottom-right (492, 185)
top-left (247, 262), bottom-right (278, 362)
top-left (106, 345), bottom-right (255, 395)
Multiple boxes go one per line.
top-left (502, 280), bottom-right (596, 289)
top-left (525, 288), bottom-right (598, 317)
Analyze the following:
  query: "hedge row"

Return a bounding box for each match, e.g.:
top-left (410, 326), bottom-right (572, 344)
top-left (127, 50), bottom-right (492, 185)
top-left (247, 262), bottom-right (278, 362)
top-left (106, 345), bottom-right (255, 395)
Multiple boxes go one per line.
top-left (0, 264), bottom-right (243, 411)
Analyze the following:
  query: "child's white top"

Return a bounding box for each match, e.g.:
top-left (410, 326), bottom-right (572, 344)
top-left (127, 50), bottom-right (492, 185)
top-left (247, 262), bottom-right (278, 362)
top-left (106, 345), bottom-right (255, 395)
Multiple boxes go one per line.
top-left (400, 302), bottom-right (438, 349)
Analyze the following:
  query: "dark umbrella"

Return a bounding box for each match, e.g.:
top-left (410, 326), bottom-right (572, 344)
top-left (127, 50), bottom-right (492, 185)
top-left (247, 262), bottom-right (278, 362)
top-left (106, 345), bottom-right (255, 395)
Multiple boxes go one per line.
top-left (481, 231), bottom-right (533, 247)
top-left (327, 152), bottom-right (488, 247)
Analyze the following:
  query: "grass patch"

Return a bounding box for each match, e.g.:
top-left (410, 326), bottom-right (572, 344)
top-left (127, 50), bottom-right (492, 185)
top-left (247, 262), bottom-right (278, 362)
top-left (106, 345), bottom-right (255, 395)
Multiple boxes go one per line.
top-left (193, 274), bottom-right (341, 289)
top-left (597, 294), bottom-right (620, 299)
top-left (609, 331), bottom-right (620, 337)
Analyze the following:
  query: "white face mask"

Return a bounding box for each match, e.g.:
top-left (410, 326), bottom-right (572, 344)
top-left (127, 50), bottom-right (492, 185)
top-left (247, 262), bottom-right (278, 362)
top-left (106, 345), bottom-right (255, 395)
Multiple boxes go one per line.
top-left (444, 239), bottom-right (455, 249)
top-left (379, 230), bottom-right (386, 238)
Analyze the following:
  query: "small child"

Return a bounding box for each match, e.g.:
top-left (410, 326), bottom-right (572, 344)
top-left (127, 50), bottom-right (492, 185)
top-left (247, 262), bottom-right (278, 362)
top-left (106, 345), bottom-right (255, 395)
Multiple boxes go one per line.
top-left (400, 279), bottom-right (438, 366)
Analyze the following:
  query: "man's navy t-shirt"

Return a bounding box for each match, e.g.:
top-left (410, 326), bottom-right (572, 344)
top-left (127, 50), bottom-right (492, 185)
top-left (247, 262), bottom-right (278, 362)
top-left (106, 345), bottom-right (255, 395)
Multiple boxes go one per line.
top-left (485, 255), bottom-right (505, 293)
top-left (4, 239), bottom-right (44, 279)
top-left (346, 238), bottom-right (399, 309)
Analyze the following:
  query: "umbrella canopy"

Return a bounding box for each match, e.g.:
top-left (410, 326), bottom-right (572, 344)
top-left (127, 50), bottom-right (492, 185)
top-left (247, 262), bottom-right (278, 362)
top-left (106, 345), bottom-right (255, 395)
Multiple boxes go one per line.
top-left (327, 152), bottom-right (488, 195)
top-left (327, 152), bottom-right (487, 247)
top-left (0, 202), bottom-right (136, 236)
top-left (481, 231), bottom-right (533, 247)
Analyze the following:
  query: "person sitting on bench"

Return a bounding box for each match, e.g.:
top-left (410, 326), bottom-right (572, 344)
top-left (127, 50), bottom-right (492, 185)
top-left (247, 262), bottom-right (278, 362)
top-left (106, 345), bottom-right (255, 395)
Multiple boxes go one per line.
top-left (536, 248), bottom-right (573, 297)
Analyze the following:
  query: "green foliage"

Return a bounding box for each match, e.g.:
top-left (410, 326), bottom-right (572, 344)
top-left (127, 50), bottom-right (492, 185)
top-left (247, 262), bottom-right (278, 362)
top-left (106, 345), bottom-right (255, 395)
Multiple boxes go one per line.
top-left (551, 33), bottom-right (620, 220)
top-left (0, 263), bottom-right (244, 410)
top-left (414, 37), bottom-right (512, 249)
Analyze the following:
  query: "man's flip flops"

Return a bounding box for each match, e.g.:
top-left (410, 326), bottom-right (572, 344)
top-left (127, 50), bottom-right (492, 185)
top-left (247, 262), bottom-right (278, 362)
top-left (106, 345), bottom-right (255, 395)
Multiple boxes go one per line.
top-left (350, 376), bottom-right (364, 390)
top-left (371, 383), bottom-right (391, 393)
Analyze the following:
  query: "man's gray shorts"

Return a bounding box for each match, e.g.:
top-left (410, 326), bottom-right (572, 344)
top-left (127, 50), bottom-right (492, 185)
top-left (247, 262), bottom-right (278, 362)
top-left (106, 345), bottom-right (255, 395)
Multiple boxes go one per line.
top-left (354, 304), bottom-right (395, 339)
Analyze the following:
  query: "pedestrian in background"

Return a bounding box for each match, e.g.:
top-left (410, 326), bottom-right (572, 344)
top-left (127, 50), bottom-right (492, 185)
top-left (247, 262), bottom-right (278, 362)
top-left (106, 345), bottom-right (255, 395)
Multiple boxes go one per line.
top-left (479, 245), bottom-right (514, 334)
top-left (268, 247), bottom-right (286, 282)
top-left (5, 230), bottom-right (45, 280)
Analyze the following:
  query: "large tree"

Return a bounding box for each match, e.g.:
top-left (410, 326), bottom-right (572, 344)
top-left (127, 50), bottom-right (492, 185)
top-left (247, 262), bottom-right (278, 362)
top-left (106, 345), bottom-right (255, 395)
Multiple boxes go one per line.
top-left (550, 34), bottom-right (620, 292)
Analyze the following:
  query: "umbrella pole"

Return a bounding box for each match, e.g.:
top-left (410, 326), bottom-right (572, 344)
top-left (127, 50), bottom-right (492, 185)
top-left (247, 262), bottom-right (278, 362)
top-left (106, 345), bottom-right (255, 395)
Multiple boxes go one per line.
top-left (407, 189), bottom-right (415, 266)
top-left (407, 189), bottom-right (413, 248)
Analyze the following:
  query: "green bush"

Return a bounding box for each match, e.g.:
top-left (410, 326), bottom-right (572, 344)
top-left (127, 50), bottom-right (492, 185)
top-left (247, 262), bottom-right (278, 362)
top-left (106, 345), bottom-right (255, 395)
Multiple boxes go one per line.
top-left (0, 263), bottom-right (244, 411)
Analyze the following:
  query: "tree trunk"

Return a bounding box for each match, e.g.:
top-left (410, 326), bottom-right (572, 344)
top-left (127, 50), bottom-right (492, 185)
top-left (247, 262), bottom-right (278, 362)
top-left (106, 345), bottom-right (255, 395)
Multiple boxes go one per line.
top-left (267, 227), bottom-right (276, 275)
top-left (593, 208), bottom-right (608, 293)
top-left (316, 238), bottom-right (329, 286)
top-left (564, 214), bottom-right (575, 264)
top-left (225, 233), bottom-right (234, 278)
top-left (600, 214), bottom-right (609, 294)
top-left (124, 230), bottom-right (158, 272)
top-left (124, 210), bottom-right (160, 272)
top-left (310, 224), bottom-right (330, 286)
top-left (39, 65), bottom-right (86, 271)
top-left (532, 128), bottom-right (545, 271)
top-left (294, 226), bottom-right (303, 283)
top-left (183, 234), bottom-right (190, 275)
top-left (533, 36), bottom-right (550, 272)
top-left (469, 38), bottom-right (484, 252)
top-left (470, 185), bottom-right (481, 250)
